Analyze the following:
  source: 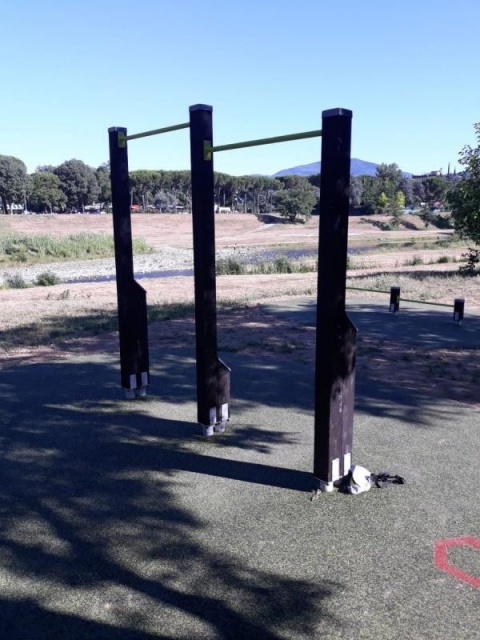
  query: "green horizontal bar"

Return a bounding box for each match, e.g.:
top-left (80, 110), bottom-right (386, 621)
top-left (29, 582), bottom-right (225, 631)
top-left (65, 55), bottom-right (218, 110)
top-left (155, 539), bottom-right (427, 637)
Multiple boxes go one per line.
top-left (210, 129), bottom-right (322, 153)
top-left (126, 122), bottom-right (190, 141)
top-left (346, 286), bottom-right (453, 308)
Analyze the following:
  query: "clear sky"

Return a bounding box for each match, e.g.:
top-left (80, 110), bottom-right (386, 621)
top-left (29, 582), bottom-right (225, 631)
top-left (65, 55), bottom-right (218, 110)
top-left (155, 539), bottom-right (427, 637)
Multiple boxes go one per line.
top-left (1, 0), bottom-right (479, 176)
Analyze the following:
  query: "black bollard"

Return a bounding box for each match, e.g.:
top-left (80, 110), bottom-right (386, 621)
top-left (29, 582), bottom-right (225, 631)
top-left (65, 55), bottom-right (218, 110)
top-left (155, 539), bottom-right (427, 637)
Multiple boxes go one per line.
top-left (390, 286), bottom-right (400, 313)
top-left (453, 298), bottom-right (465, 324)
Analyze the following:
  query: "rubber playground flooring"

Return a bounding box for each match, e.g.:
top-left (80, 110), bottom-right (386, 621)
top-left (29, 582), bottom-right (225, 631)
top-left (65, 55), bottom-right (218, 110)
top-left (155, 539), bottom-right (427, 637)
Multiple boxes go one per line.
top-left (0, 297), bottom-right (478, 639)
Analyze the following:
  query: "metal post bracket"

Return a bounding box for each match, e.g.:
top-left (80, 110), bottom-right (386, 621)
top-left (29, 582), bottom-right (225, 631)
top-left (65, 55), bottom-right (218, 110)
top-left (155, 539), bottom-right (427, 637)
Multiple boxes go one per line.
top-left (117, 131), bottom-right (127, 148)
top-left (204, 141), bottom-right (213, 161)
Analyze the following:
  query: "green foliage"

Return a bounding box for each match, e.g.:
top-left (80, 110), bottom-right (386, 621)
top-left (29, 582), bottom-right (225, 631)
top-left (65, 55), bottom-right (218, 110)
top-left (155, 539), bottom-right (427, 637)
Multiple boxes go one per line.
top-left (448, 123), bottom-right (480, 244)
top-left (255, 257), bottom-right (315, 274)
top-left (395, 191), bottom-right (406, 209)
top-left (35, 271), bottom-right (61, 286)
top-left (28, 171), bottom-right (67, 213)
top-left (4, 273), bottom-right (28, 288)
top-left (273, 178), bottom-right (317, 222)
top-left (0, 155), bottom-right (28, 214)
top-left (459, 248), bottom-right (480, 275)
top-left (95, 163), bottom-right (111, 206)
top-left (216, 258), bottom-right (246, 275)
top-left (377, 191), bottom-right (389, 212)
top-left (419, 207), bottom-right (435, 228)
top-left (54, 159), bottom-right (100, 212)
top-left (376, 163), bottom-right (403, 197)
top-left (0, 232), bottom-right (152, 264)
top-left (403, 255), bottom-right (424, 266)
top-left (307, 173), bottom-right (321, 189)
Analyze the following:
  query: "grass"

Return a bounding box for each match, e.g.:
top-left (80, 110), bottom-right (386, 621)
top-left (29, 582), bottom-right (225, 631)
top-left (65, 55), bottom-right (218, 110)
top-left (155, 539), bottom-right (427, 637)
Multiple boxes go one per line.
top-left (346, 271), bottom-right (475, 303)
top-left (217, 256), bottom-right (316, 276)
top-left (0, 232), bottom-right (153, 265)
top-left (0, 301), bottom-right (196, 352)
top-left (403, 255), bottom-right (424, 266)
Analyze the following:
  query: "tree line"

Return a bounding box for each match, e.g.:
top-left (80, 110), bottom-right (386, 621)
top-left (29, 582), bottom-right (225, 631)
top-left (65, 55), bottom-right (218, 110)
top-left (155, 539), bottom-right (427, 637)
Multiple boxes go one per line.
top-left (0, 153), bottom-right (459, 223)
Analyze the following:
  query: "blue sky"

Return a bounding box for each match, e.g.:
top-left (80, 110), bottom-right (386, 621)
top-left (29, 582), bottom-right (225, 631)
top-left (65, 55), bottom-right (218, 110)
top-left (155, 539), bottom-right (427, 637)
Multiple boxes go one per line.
top-left (1, 0), bottom-right (479, 176)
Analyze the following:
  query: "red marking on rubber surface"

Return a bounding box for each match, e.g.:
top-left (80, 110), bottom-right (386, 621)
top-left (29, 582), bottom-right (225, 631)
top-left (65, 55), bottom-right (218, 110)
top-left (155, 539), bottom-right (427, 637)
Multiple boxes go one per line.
top-left (434, 537), bottom-right (480, 588)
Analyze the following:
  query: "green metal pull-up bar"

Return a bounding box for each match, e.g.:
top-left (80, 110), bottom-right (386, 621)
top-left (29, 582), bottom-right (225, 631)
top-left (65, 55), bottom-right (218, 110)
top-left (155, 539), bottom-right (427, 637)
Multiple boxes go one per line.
top-left (204, 128), bottom-right (322, 160)
top-left (125, 121), bottom-right (190, 141)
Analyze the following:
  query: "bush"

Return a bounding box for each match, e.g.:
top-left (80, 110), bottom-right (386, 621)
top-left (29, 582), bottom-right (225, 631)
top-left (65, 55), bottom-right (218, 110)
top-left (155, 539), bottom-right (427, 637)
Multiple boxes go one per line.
top-left (216, 258), bottom-right (246, 275)
top-left (4, 273), bottom-right (28, 288)
top-left (459, 248), bottom-right (480, 276)
top-left (36, 271), bottom-right (61, 286)
top-left (273, 256), bottom-right (293, 273)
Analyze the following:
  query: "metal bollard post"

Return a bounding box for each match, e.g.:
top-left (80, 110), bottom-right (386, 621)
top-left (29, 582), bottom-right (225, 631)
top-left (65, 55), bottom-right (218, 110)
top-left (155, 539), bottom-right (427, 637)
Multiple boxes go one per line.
top-left (453, 298), bottom-right (465, 324)
top-left (390, 286), bottom-right (400, 313)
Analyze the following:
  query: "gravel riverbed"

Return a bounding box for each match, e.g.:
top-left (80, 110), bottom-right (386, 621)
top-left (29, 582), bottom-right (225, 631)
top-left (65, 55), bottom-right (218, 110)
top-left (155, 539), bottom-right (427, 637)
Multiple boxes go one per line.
top-left (0, 245), bottom-right (270, 286)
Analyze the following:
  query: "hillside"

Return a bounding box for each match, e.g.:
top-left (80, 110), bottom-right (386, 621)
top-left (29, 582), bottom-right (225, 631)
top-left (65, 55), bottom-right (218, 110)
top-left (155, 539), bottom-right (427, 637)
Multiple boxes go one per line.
top-left (273, 158), bottom-right (411, 178)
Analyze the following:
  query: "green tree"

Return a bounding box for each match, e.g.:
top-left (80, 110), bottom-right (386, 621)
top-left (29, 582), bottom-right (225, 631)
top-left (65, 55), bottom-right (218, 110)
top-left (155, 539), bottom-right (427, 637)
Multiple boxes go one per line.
top-left (273, 179), bottom-right (317, 222)
top-left (399, 177), bottom-right (414, 207)
top-left (95, 163), bottom-right (111, 208)
top-left (28, 171), bottom-right (67, 213)
top-left (411, 180), bottom-right (426, 207)
top-left (388, 191), bottom-right (405, 226)
top-left (447, 123), bottom-right (480, 244)
top-left (421, 176), bottom-right (450, 208)
top-left (377, 191), bottom-right (389, 212)
top-left (129, 170), bottom-right (158, 209)
top-left (307, 173), bottom-right (321, 189)
top-left (376, 163), bottom-right (403, 199)
top-left (358, 175), bottom-right (382, 213)
top-left (0, 155), bottom-right (28, 214)
top-left (54, 159), bottom-right (100, 212)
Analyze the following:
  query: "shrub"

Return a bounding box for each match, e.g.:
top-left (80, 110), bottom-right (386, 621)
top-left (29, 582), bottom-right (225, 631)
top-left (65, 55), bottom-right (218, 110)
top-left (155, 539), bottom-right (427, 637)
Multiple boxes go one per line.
top-left (273, 256), bottom-right (293, 273)
top-left (216, 258), bottom-right (246, 275)
top-left (36, 271), bottom-right (61, 286)
top-left (459, 248), bottom-right (480, 276)
top-left (4, 273), bottom-right (28, 288)
top-left (403, 255), bottom-right (424, 266)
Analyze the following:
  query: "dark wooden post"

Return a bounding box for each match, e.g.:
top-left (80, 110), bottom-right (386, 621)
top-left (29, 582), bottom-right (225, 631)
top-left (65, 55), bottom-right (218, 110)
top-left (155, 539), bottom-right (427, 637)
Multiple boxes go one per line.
top-left (189, 105), bottom-right (230, 435)
top-left (314, 108), bottom-right (356, 491)
top-left (390, 286), bottom-right (401, 313)
top-left (108, 127), bottom-right (149, 398)
top-left (453, 297), bottom-right (464, 323)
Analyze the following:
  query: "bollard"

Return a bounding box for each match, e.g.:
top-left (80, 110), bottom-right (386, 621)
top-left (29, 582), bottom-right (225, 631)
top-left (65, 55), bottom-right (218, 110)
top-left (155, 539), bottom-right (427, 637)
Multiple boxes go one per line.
top-left (453, 298), bottom-right (465, 324)
top-left (390, 286), bottom-right (400, 313)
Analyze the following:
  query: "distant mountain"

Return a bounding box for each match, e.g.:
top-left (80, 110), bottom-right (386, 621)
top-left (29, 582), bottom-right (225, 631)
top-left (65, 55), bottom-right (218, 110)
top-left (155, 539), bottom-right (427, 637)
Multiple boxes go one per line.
top-left (273, 158), bottom-right (411, 178)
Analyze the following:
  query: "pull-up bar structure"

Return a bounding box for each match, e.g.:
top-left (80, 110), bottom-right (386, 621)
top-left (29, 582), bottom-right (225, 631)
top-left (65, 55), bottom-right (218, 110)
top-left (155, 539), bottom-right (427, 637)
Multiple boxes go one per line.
top-left (109, 104), bottom-right (355, 491)
top-left (125, 122), bottom-right (190, 142)
top-left (204, 129), bottom-right (323, 157)
top-left (108, 121), bottom-right (191, 397)
top-left (108, 115), bottom-right (231, 430)
top-left (193, 105), bottom-right (355, 489)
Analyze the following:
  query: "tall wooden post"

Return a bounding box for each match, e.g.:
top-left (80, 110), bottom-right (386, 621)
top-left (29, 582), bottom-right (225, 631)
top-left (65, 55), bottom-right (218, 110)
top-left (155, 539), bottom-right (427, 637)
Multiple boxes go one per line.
top-left (108, 127), bottom-right (149, 398)
top-left (189, 105), bottom-right (230, 435)
top-left (314, 108), bottom-right (356, 490)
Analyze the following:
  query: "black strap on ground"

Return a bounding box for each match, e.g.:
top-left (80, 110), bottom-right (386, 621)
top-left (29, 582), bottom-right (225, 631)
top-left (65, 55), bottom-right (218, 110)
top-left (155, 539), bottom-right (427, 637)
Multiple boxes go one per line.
top-left (372, 473), bottom-right (406, 488)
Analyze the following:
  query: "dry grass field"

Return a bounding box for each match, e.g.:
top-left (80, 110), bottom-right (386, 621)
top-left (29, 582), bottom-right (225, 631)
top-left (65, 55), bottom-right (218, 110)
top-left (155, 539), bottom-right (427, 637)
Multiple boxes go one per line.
top-left (1, 212), bottom-right (479, 404)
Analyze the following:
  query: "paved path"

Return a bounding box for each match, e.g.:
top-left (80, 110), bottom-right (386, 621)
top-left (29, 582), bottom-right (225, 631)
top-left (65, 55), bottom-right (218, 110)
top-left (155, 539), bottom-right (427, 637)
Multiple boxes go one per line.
top-left (0, 298), bottom-right (478, 639)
